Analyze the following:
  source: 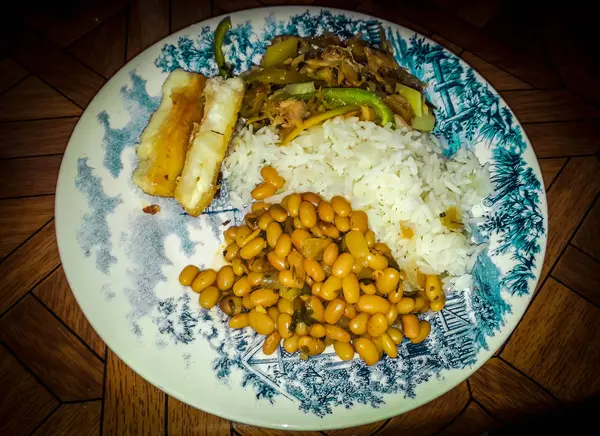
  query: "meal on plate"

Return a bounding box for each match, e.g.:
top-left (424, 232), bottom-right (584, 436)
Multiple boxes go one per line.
top-left (132, 16), bottom-right (491, 365)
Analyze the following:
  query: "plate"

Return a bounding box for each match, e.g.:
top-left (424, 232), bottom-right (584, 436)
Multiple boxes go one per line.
top-left (55, 6), bottom-right (547, 431)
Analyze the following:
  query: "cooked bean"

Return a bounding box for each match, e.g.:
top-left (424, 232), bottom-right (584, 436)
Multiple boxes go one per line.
top-left (240, 237), bottom-right (266, 260)
top-left (234, 225), bottom-right (252, 247)
top-left (261, 166), bottom-right (285, 189)
top-left (350, 210), bottom-right (368, 234)
top-left (371, 334), bottom-right (384, 358)
top-left (387, 327), bottom-right (404, 345)
top-left (334, 341), bottom-right (355, 361)
top-left (410, 320), bottom-right (432, 344)
top-left (252, 201), bottom-right (270, 214)
top-left (267, 251), bottom-right (288, 271)
top-left (345, 230), bottom-right (370, 258)
top-left (293, 217), bottom-right (305, 229)
top-left (317, 221), bottom-right (340, 239)
top-left (349, 312), bottom-right (369, 335)
top-left (242, 293), bottom-right (255, 310)
top-left (258, 213), bottom-right (275, 230)
top-left (302, 192), bottom-right (322, 207)
top-left (231, 258), bottom-right (246, 276)
top-left (299, 201), bottom-right (317, 228)
top-left (250, 289), bottom-right (279, 307)
top-left (367, 251), bottom-right (388, 270)
top-left (397, 297), bottom-right (415, 314)
top-left (274, 234), bottom-right (292, 259)
top-left (286, 193), bottom-right (302, 217)
top-left (324, 298), bottom-right (346, 324)
top-left (430, 295), bottom-right (446, 312)
top-left (373, 242), bottom-right (391, 256)
top-left (219, 295), bottom-right (242, 316)
top-left (380, 332), bottom-right (398, 358)
top-left (251, 182), bottom-right (276, 200)
top-left (199, 286), bottom-right (221, 309)
top-left (305, 296), bottom-right (325, 323)
top-left (278, 269), bottom-right (302, 288)
top-left (266, 222), bottom-right (283, 248)
top-left (291, 228), bottom-right (311, 251)
top-left (216, 266), bottom-right (235, 290)
top-left (387, 286), bottom-right (404, 303)
top-left (401, 314), bottom-right (420, 339)
top-left (364, 230), bottom-right (376, 248)
top-left (262, 331), bottom-right (282, 355)
top-left (224, 226), bottom-right (237, 245)
top-left (295, 322), bottom-right (308, 336)
top-left (229, 313), bottom-right (249, 329)
top-left (249, 309), bottom-right (275, 334)
top-left (317, 201), bottom-right (335, 223)
top-left (375, 268), bottom-right (401, 294)
top-left (325, 324), bottom-right (351, 343)
top-left (304, 258), bottom-right (326, 282)
top-left (245, 213), bottom-right (260, 230)
top-left (413, 295), bottom-right (427, 312)
top-left (309, 323), bottom-right (326, 338)
top-left (323, 243), bottom-right (339, 266)
top-left (277, 298), bottom-right (294, 315)
top-left (385, 303), bottom-right (399, 326)
top-left (334, 215), bottom-right (351, 233)
top-left (269, 205), bottom-right (288, 223)
top-left (321, 276), bottom-right (342, 300)
top-left (191, 269), bottom-right (217, 293)
top-left (425, 274), bottom-right (443, 301)
top-left (179, 265), bottom-right (199, 286)
top-left (224, 243), bottom-right (239, 261)
top-left (267, 306), bottom-right (280, 322)
top-left (332, 253), bottom-right (355, 278)
top-left (287, 250), bottom-right (306, 281)
top-left (247, 272), bottom-right (264, 287)
top-left (359, 282), bottom-right (377, 295)
top-left (357, 295), bottom-right (390, 314)
top-left (343, 303), bottom-right (357, 319)
top-left (238, 228), bottom-right (261, 248)
top-left (367, 313), bottom-right (388, 337)
top-left (311, 282), bottom-right (323, 297)
top-left (342, 272), bottom-right (360, 304)
top-left (283, 335), bottom-right (299, 353)
top-left (354, 337), bottom-right (379, 366)
top-left (331, 196), bottom-right (351, 217)
top-left (277, 313), bottom-right (293, 339)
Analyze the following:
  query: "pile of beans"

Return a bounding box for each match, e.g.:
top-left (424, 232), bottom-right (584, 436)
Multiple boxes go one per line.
top-left (179, 167), bottom-right (445, 366)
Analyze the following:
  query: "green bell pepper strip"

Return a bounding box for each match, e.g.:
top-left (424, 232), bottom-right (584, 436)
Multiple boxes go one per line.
top-left (262, 37), bottom-right (299, 68)
top-left (214, 17), bottom-right (231, 78)
top-left (244, 67), bottom-right (313, 85)
top-left (293, 88), bottom-right (395, 128)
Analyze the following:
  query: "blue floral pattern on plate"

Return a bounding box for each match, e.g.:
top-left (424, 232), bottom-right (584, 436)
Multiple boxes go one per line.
top-left (59, 7), bottom-right (546, 424)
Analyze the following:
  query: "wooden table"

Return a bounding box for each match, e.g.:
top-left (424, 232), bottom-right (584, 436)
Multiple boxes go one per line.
top-left (1, 0), bottom-right (599, 435)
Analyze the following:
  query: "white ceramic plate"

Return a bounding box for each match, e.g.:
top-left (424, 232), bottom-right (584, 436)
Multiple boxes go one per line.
top-left (56, 6), bottom-right (547, 431)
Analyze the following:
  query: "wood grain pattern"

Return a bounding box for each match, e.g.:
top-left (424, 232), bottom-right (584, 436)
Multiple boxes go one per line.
top-left (9, 32), bottom-right (105, 108)
top-left (68, 10), bottom-right (127, 79)
top-left (461, 51), bottom-right (532, 91)
top-left (0, 345), bottom-right (58, 436)
top-left (32, 401), bottom-right (101, 436)
top-left (456, 0), bottom-right (504, 28)
top-left (103, 350), bottom-right (165, 436)
top-left (167, 396), bottom-right (229, 436)
top-left (553, 245), bottom-right (600, 306)
top-left (0, 155), bottom-right (62, 199)
top-left (0, 220), bottom-right (60, 314)
top-left (380, 0), bottom-right (561, 88)
top-left (0, 295), bottom-right (104, 401)
top-left (539, 157), bottom-right (600, 287)
top-left (0, 195), bottom-right (54, 260)
top-left (0, 58), bottom-right (28, 94)
top-left (438, 401), bottom-right (501, 436)
top-left (524, 121), bottom-right (600, 158)
top-left (501, 90), bottom-right (600, 124)
top-left (234, 424), bottom-right (321, 436)
top-left (127, 0), bottom-right (170, 61)
top-left (0, 117), bottom-right (78, 159)
top-left (171, 0), bottom-right (212, 33)
top-left (377, 382), bottom-right (469, 435)
top-left (44, 0), bottom-right (128, 47)
top-left (538, 158), bottom-right (566, 190)
top-left (0, 76), bottom-right (82, 122)
top-left (503, 279), bottom-right (600, 401)
top-left (356, 1), bottom-right (434, 36)
top-left (216, 0), bottom-right (263, 13)
top-left (470, 358), bottom-right (558, 421)
top-left (325, 420), bottom-right (387, 436)
top-left (572, 198), bottom-right (600, 260)
top-left (431, 34), bottom-right (463, 55)
top-left (33, 267), bottom-right (106, 356)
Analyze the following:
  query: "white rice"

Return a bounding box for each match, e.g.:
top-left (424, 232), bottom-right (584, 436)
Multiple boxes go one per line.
top-left (222, 116), bottom-right (491, 278)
